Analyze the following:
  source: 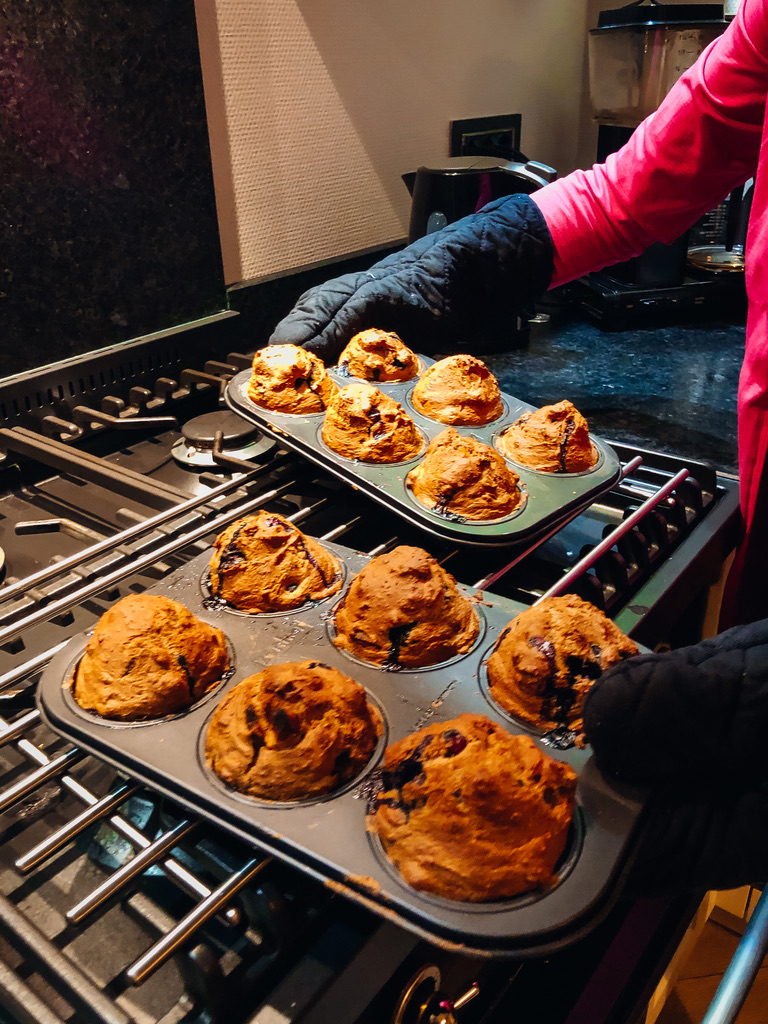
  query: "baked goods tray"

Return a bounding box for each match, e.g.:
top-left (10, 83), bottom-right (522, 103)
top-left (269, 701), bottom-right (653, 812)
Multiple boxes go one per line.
top-left (37, 541), bottom-right (645, 958)
top-left (224, 361), bottom-right (623, 548)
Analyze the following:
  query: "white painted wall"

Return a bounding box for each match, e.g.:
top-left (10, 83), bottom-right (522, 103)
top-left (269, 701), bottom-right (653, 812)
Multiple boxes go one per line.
top-left (194, 0), bottom-right (597, 285)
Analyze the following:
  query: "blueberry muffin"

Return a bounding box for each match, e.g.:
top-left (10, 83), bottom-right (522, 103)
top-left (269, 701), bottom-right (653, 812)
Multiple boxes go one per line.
top-left (337, 329), bottom-right (420, 382)
top-left (407, 427), bottom-right (522, 520)
top-left (486, 595), bottom-right (639, 741)
top-left (209, 512), bottom-right (343, 613)
top-left (411, 354), bottom-right (503, 425)
top-left (368, 713), bottom-right (578, 901)
top-left (322, 383), bottom-right (423, 463)
top-left (247, 344), bottom-right (338, 413)
top-left (73, 594), bottom-right (230, 720)
top-left (205, 660), bottom-right (382, 800)
top-left (332, 545), bottom-right (479, 668)
top-left (496, 400), bottom-right (599, 473)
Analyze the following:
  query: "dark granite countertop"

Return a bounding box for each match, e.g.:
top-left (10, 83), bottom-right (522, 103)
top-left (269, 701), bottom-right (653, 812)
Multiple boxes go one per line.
top-left (482, 315), bottom-right (745, 477)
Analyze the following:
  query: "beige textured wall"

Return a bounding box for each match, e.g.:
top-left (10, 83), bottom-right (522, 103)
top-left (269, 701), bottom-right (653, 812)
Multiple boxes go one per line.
top-left (194, 1), bottom-right (596, 286)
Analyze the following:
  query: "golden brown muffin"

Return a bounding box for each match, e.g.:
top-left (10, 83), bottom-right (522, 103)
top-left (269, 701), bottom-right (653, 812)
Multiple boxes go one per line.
top-left (368, 713), bottom-right (577, 901)
top-left (209, 512), bottom-right (343, 613)
top-left (407, 427), bottom-right (522, 520)
top-left (332, 545), bottom-right (479, 668)
top-left (411, 354), bottom-right (503, 425)
top-left (486, 595), bottom-right (639, 739)
top-left (496, 400), bottom-right (599, 473)
top-left (321, 383), bottom-right (423, 463)
top-left (205, 660), bottom-right (382, 800)
top-left (72, 594), bottom-right (230, 721)
top-left (247, 344), bottom-right (338, 413)
top-left (337, 329), bottom-right (420, 382)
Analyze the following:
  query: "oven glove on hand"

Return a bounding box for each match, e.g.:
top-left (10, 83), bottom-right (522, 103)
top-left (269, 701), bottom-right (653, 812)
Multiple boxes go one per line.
top-left (582, 619), bottom-right (768, 897)
top-left (268, 194), bottom-right (554, 363)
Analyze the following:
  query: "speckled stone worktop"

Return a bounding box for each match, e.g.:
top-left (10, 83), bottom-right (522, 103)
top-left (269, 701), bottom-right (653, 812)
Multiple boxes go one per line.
top-left (482, 316), bottom-right (745, 476)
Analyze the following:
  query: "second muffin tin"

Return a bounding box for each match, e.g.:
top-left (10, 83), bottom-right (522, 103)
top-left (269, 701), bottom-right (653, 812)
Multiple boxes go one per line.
top-left (37, 539), bottom-right (646, 958)
top-left (224, 358), bottom-right (622, 548)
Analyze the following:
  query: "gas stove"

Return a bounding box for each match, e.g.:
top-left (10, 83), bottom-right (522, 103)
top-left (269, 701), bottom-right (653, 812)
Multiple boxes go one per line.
top-left (0, 315), bottom-right (741, 1024)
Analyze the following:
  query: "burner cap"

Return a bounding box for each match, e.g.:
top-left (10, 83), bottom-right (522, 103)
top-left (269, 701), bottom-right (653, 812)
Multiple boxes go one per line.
top-left (181, 411), bottom-right (261, 452)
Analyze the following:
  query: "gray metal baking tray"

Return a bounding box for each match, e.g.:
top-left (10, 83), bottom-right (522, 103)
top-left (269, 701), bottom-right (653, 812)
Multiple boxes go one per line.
top-left (37, 540), bottom-right (645, 957)
top-left (224, 359), bottom-right (622, 548)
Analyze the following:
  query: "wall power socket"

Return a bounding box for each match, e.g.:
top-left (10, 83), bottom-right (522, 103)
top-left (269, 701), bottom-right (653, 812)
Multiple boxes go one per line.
top-left (449, 114), bottom-right (522, 161)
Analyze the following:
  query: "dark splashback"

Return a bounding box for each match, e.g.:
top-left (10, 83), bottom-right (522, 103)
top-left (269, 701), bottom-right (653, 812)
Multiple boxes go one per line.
top-left (0, 1), bottom-right (226, 380)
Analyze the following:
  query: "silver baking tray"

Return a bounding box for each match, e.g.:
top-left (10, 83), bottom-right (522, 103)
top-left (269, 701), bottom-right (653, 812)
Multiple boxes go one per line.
top-left (37, 540), bottom-right (645, 958)
top-left (224, 358), bottom-right (622, 548)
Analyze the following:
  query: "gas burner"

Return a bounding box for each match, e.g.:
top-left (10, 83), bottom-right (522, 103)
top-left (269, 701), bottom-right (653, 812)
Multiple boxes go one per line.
top-left (172, 410), bottom-right (275, 468)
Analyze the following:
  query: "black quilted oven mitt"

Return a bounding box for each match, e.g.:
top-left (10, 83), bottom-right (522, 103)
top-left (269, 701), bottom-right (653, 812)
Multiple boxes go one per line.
top-left (268, 194), bottom-right (553, 363)
top-left (583, 619), bottom-right (768, 896)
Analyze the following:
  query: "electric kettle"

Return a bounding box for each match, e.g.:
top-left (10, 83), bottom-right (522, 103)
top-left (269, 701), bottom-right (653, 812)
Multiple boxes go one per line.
top-left (402, 155), bottom-right (556, 244)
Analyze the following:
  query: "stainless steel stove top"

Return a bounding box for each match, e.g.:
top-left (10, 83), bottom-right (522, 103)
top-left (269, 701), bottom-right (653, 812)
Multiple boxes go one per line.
top-left (0, 321), bottom-right (741, 1024)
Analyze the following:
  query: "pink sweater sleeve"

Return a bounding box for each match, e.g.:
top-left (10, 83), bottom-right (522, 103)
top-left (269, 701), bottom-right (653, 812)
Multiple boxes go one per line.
top-left (533, 0), bottom-right (768, 287)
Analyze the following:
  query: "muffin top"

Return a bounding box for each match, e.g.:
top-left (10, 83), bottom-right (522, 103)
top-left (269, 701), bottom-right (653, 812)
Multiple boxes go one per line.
top-left (322, 383), bottom-right (422, 463)
top-left (332, 545), bottom-right (479, 668)
top-left (497, 400), bottom-right (598, 473)
top-left (209, 511), bottom-right (342, 613)
top-left (368, 713), bottom-right (578, 901)
top-left (73, 594), bottom-right (230, 720)
top-left (411, 355), bottom-right (503, 425)
top-left (408, 427), bottom-right (521, 520)
top-left (247, 344), bottom-right (338, 413)
top-left (337, 329), bottom-right (420, 382)
top-left (205, 660), bottom-right (382, 800)
top-left (486, 594), bottom-right (639, 740)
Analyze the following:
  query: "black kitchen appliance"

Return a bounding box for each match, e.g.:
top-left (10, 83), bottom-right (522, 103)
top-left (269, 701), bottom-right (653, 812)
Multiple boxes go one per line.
top-left (577, 1), bottom-right (748, 329)
top-left (402, 156), bottom-right (556, 245)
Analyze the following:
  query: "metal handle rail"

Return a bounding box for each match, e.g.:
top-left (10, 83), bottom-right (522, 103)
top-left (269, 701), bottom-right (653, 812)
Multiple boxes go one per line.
top-left (473, 455), bottom-right (644, 592)
top-left (701, 887), bottom-right (768, 1024)
top-left (535, 466), bottom-right (690, 603)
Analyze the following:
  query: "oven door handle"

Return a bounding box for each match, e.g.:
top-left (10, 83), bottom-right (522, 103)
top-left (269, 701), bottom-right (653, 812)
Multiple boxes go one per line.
top-left (701, 886), bottom-right (768, 1024)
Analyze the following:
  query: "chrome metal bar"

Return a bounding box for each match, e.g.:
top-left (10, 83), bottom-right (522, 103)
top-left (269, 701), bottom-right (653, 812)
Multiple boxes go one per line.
top-left (0, 640), bottom-right (71, 690)
top-left (125, 857), bottom-right (269, 984)
top-left (321, 516), bottom-right (363, 542)
top-left (0, 478), bottom-right (301, 646)
top-left (67, 820), bottom-right (198, 924)
top-left (536, 466), bottom-right (689, 604)
top-left (0, 710), bottom-right (44, 747)
top-left (0, 954), bottom-right (68, 1024)
top-left (1, 715), bottom-right (239, 924)
top-left (0, 892), bottom-right (133, 1024)
top-left (0, 747), bottom-right (84, 813)
top-left (474, 456), bottom-right (645, 592)
top-left (0, 465), bottom-right (278, 606)
top-left (15, 782), bottom-right (141, 874)
top-left (701, 887), bottom-right (768, 1024)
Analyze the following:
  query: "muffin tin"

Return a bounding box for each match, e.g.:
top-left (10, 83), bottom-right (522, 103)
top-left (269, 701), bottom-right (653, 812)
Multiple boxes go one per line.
top-left (37, 540), bottom-right (645, 958)
top-left (224, 359), bottom-right (623, 548)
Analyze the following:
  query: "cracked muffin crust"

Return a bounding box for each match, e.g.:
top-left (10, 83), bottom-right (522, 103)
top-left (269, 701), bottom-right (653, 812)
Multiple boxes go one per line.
top-left (205, 660), bottom-right (382, 800)
top-left (368, 713), bottom-right (578, 901)
top-left (72, 594), bottom-right (230, 720)
top-left (496, 400), bottom-right (599, 473)
top-left (332, 545), bottom-right (479, 668)
top-left (407, 427), bottom-right (522, 520)
top-left (411, 354), bottom-right (503, 425)
top-left (486, 595), bottom-right (639, 742)
top-left (209, 511), bottom-right (343, 613)
top-left (247, 344), bottom-right (338, 413)
top-left (321, 383), bottom-right (423, 463)
top-left (337, 329), bottom-right (420, 382)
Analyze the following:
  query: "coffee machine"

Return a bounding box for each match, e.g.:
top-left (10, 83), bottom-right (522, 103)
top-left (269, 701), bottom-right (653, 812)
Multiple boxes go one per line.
top-left (578, 1), bottom-right (746, 328)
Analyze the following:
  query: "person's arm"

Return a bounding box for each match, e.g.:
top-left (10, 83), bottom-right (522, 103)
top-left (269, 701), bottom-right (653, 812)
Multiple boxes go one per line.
top-left (534, 0), bottom-right (768, 286)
